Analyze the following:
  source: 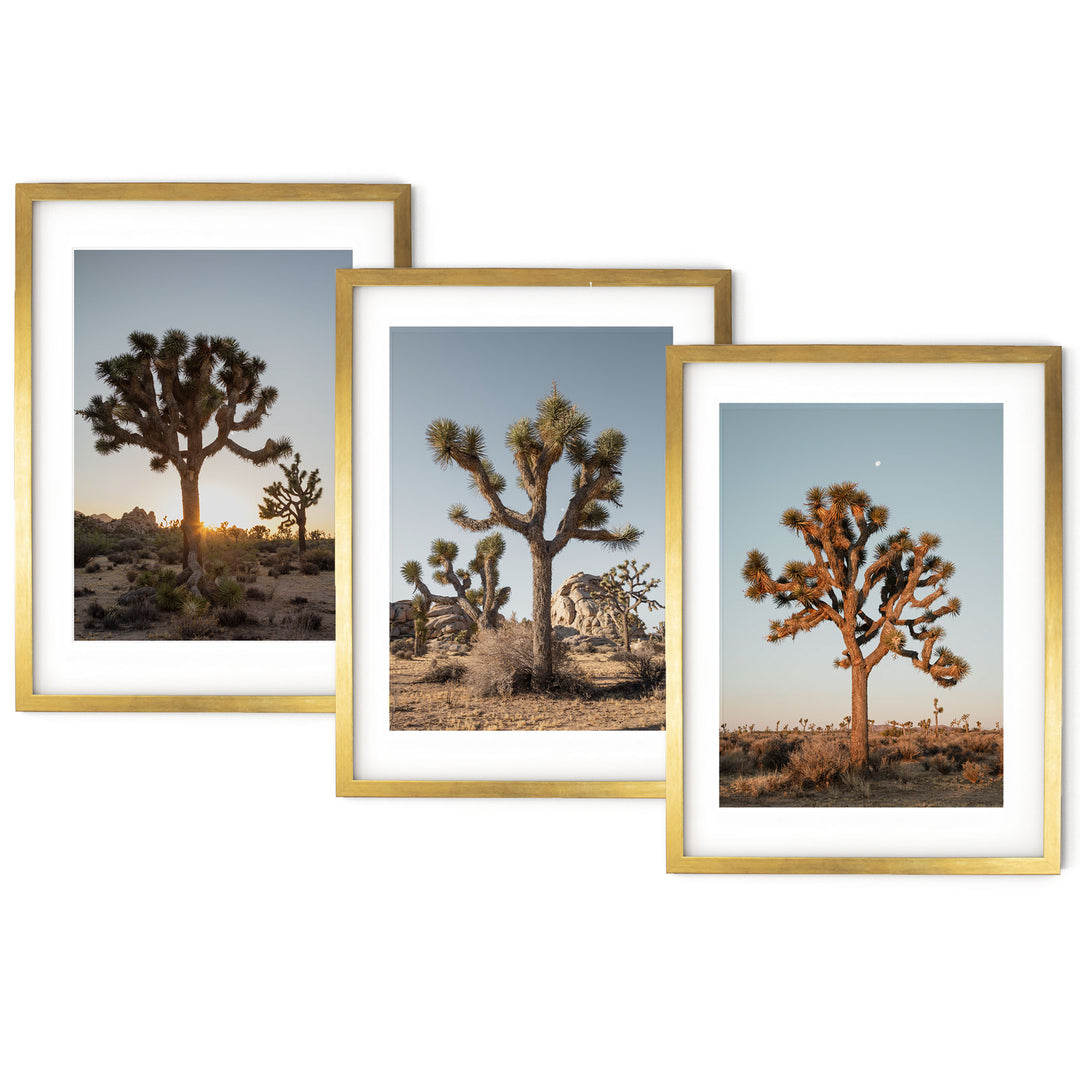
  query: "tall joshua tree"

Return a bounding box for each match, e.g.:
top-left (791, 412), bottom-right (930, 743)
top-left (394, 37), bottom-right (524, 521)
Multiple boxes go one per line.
top-left (597, 558), bottom-right (664, 653)
top-left (78, 330), bottom-right (292, 590)
top-left (258, 453), bottom-right (323, 555)
top-left (401, 533), bottom-right (511, 632)
top-left (742, 482), bottom-right (970, 771)
top-left (427, 386), bottom-right (641, 690)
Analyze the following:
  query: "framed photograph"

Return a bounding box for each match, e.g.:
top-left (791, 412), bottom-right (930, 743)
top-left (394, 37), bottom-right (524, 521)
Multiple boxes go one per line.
top-left (15, 182), bottom-right (412, 712)
top-left (667, 344), bottom-right (1061, 872)
top-left (337, 267), bottom-right (731, 796)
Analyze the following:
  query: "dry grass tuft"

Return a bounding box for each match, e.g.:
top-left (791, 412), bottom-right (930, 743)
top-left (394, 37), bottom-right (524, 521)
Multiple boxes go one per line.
top-left (786, 738), bottom-right (850, 789)
top-left (464, 622), bottom-right (591, 698)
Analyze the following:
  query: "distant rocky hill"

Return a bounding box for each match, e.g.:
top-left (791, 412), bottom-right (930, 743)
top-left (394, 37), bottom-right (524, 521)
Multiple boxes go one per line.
top-left (76, 507), bottom-right (159, 533)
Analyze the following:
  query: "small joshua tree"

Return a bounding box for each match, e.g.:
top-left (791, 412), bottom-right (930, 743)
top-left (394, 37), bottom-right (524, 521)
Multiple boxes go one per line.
top-left (427, 385), bottom-right (641, 690)
top-left (78, 330), bottom-right (292, 590)
top-left (597, 558), bottom-right (664, 652)
top-left (258, 453), bottom-right (323, 555)
top-left (401, 533), bottom-right (511, 633)
top-left (742, 482), bottom-right (969, 772)
top-left (411, 594), bottom-right (430, 657)
top-left (931, 696), bottom-right (944, 730)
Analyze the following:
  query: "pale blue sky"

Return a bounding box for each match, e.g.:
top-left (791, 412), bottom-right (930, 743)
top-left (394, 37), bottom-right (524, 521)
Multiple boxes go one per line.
top-left (74, 250), bottom-right (348, 532)
top-left (720, 404), bottom-right (1003, 730)
top-left (390, 327), bottom-right (670, 626)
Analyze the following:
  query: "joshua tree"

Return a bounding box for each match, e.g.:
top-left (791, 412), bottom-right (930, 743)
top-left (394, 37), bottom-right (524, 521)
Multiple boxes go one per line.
top-left (597, 559), bottom-right (664, 652)
top-left (427, 386), bottom-right (641, 690)
top-left (258, 453), bottom-right (323, 555)
top-left (411, 594), bottom-right (430, 657)
top-left (401, 533), bottom-right (511, 633)
top-left (931, 697), bottom-right (944, 730)
top-left (78, 330), bottom-right (292, 590)
top-left (742, 482), bottom-right (969, 771)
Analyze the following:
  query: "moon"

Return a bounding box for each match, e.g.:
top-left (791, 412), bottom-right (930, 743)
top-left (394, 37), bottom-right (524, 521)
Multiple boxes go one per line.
top-left (874, 460), bottom-right (882, 467)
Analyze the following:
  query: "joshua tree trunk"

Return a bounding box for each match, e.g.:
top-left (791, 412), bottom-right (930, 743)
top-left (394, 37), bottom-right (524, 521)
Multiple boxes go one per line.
top-left (620, 611), bottom-right (631, 653)
top-left (850, 662), bottom-right (870, 772)
top-left (530, 547), bottom-right (554, 691)
top-left (297, 507), bottom-right (307, 556)
top-left (179, 469), bottom-right (205, 587)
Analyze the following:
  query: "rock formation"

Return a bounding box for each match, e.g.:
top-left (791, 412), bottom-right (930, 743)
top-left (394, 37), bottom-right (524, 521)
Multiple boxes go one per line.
top-left (550, 571), bottom-right (646, 642)
top-left (389, 595), bottom-right (472, 640)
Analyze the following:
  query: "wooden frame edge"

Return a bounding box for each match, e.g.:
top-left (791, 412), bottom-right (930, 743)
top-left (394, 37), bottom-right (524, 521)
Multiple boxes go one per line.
top-left (336, 269), bottom-right (731, 797)
top-left (665, 344), bottom-right (1063, 874)
top-left (15, 182), bottom-right (410, 712)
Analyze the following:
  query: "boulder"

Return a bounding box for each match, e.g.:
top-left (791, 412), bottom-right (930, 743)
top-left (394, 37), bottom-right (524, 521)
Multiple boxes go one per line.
top-left (389, 594), bottom-right (473, 640)
top-left (550, 571), bottom-right (645, 642)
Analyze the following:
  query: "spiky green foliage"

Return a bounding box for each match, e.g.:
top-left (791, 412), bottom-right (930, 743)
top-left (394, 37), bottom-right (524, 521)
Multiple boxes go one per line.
top-left (78, 330), bottom-right (293, 576)
top-left (597, 559), bottom-right (664, 652)
top-left (425, 384), bottom-right (642, 689)
top-left (215, 575), bottom-right (245, 610)
top-left (426, 385), bottom-right (640, 554)
top-left (743, 482), bottom-right (969, 689)
top-left (258, 453), bottom-right (323, 555)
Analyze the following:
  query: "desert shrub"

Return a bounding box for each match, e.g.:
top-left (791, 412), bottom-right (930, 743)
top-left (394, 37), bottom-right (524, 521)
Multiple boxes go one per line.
top-left (786, 739), bottom-right (850, 789)
top-left (114, 537), bottom-right (143, 551)
top-left (928, 752), bottom-right (954, 775)
top-left (84, 560), bottom-right (102, 574)
top-left (464, 622), bottom-right (588, 698)
top-left (719, 748), bottom-right (754, 776)
top-left (961, 761), bottom-right (984, 784)
top-left (86, 601), bottom-right (107, 620)
top-left (215, 576), bottom-right (245, 610)
top-left (245, 586), bottom-right (269, 602)
top-left (896, 736), bottom-right (922, 761)
top-left (421, 659), bottom-right (467, 683)
top-left (840, 771), bottom-right (873, 798)
top-left (173, 614), bottom-right (213, 640)
top-left (156, 582), bottom-right (187, 612)
top-left (290, 595), bottom-right (309, 605)
top-left (307, 547), bottom-right (335, 571)
top-left (125, 568), bottom-right (139, 583)
top-left (759, 737), bottom-right (794, 771)
top-left (292, 610), bottom-right (323, 634)
top-left (389, 638), bottom-right (413, 658)
top-left (300, 558), bottom-right (320, 575)
top-left (182, 593), bottom-right (211, 618)
top-left (617, 642), bottom-right (665, 692)
top-left (731, 772), bottom-right (787, 798)
top-left (74, 586), bottom-right (95, 598)
top-left (217, 607), bottom-right (252, 628)
top-left (101, 606), bottom-right (123, 630)
top-left (74, 530), bottom-right (111, 568)
top-left (967, 733), bottom-right (1000, 754)
top-left (119, 596), bottom-right (157, 629)
top-left (134, 570), bottom-right (157, 587)
top-left (109, 551), bottom-right (133, 565)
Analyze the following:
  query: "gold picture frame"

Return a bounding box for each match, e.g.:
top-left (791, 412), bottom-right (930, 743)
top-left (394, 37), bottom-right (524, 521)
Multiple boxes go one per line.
top-left (15, 182), bottom-right (412, 712)
top-left (337, 267), bottom-right (732, 797)
top-left (666, 345), bottom-right (1061, 873)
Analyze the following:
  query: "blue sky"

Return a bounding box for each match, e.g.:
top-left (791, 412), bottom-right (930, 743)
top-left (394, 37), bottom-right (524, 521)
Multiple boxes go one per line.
top-left (74, 249), bottom-right (349, 532)
top-left (720, 403), bottom-right (1003, 730)
top-left (390, 327), bottom-right (670, 625)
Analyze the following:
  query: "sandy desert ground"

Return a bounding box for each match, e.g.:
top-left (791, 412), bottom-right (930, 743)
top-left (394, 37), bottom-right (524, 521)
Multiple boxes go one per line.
top-left (389, 650), bottom-right (664, 731)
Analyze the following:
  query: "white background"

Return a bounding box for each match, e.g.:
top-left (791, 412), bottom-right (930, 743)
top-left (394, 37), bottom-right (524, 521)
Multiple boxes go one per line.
top-left (0, 3), bottom-right (1076, 1077)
